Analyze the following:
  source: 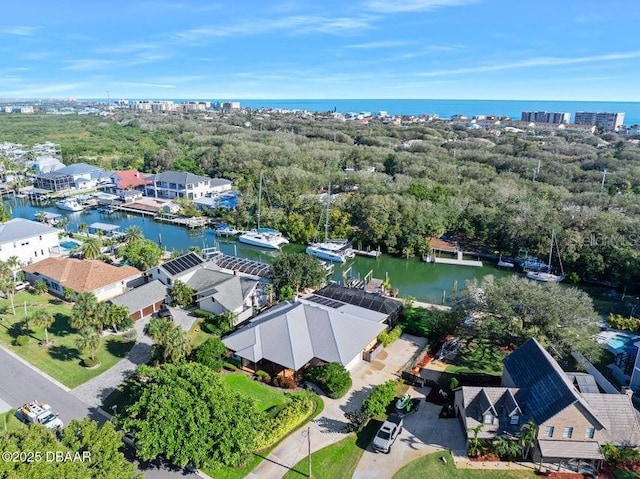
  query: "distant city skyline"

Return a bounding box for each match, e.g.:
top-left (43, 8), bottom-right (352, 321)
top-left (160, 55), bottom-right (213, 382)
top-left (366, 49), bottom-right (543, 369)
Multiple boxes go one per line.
top-left (0, 0), bottom-right (638, 101)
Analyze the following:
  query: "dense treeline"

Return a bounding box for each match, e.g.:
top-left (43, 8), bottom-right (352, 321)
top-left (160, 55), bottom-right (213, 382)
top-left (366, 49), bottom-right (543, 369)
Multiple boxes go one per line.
top-left (1, 111), bottom-right (640, 290)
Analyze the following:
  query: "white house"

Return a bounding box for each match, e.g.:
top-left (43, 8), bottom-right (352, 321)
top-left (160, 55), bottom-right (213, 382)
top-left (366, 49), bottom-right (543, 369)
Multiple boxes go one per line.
top-left (144, 171), bottom-right (232, 200)
top-left (0, 218), bottom-right (60, 266)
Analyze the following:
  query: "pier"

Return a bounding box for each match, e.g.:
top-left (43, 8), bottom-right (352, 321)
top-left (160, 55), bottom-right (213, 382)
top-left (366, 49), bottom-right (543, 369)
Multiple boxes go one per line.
top-left (155, 214), bottom-right (210, 229)
top-left (353, 248), bottom-right (381, 258)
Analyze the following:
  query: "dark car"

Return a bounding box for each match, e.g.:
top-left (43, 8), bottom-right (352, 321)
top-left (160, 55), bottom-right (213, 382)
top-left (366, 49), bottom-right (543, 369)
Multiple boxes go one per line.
top-left (157, 306), bottom-right (172, 319)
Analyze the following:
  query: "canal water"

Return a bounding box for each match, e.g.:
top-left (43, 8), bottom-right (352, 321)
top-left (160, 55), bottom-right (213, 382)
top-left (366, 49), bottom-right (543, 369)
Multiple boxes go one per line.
top-left (0, 198), bottom-right (544, 304)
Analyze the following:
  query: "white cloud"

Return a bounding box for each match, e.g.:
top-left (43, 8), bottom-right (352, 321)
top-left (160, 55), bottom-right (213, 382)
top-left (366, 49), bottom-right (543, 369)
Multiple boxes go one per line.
top-left (0, 83), bottom-right (86, 97)
top-left (346, 40), bottom-right (413, 49)
top-left (64, 59), bottom-right (115, 71)
top-left (114, 81), bottom-right (175, 89)
top-left (417, 51), bottom-right (640, 77)
top-left (0, 26), bottom-right (36, 36)
top-left (365, 0), bottom-right (478, 13)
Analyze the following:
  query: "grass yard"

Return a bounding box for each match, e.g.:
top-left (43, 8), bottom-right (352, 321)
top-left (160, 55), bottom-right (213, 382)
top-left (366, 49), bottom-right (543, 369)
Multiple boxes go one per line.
top-left (281, 419), bottom-right (379, 479)
top-left (393, 452), bottom-right (538, 479)
top-left (446, 339), bottom-right (507, 377)
top-left (186, 318), bottom-right (210, 349)
top-left (0, 410), bottom-right (26, 433)
top-left (0, 291), bottom-right (135, 388)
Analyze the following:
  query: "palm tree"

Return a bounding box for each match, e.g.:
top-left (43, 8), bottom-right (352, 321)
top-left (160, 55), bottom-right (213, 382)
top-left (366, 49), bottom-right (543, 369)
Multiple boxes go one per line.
top-left (63, 287), bottom-right (75, 302)
top-left (30, 309), bottom-right (54, 345)
top-left (144, 317), bottom-right (173, 344)
top-left (78, 222), bottom-right (89, 237)
top-left (468, 424), bottom-right (484, 458)
top-left (70, 292), bottom-right (100, 330)
top-left (493, 436), bottom-right (521, 461)
top-left (33, 279), bottom-right (48, 295)
top-left (163, 327), bottom-right (192, 363)
top-left (81, 238), bottom-right (102, 259)
top-left (35, 211), bottom-right (47, 223)
top-left (76, 327), bottom-right (101, 362)
top-left (264, 284), bottom-right (274, 306)
top-left (105, 304), bottom-right (129, 333)
top-left (6, 256), bottom-right (20, 283)
top-left (125, 225), bottom-right (143, 244)
top-left (57, 217), bottom-right (69, 232)
top-left (518, 420), bottom-right (537, 460)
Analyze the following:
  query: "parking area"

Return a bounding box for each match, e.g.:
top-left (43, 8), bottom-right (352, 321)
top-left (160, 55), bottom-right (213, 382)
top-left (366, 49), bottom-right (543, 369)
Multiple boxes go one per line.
top-left (352, 386), bottom-right (466, 479)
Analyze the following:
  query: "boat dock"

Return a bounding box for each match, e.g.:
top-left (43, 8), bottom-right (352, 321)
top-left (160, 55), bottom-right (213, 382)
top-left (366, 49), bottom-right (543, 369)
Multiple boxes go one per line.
top-left (423, 253), bottom-right (483, 267)
top-left (353, 248), bottom-right (381, 258)
top-left (155, 214), bottom-right (210, 229)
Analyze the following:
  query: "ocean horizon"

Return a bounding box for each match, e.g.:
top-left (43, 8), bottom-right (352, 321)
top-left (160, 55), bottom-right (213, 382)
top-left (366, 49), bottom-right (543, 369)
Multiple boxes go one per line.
top-left (85, 98), bottom-right (640, 125)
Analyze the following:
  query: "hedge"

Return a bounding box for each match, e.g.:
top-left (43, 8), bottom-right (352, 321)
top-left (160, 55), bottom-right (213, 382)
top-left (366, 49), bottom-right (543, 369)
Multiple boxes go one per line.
top-left (256, 395), bottom-right (315, 449)
top-left (361, 379), bottom-right (398, 418)
top-left (378, 325), bottom-right (403, 347)
top-left (304, 362), bottom-right (352, 399)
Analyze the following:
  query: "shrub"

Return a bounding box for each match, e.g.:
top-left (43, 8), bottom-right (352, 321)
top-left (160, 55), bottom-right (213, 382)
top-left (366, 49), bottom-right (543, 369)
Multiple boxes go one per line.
top-left (255, 395), bottom-right (314, 449)
top-left (361, 379), bottom-right (398, 418)
top-left (82, 357), bottom-right (100, 368)
top-left (13, 335), bottom-right (29, 346)
top-left (273, 376), bottom-right (297, 390)
top-left (343, 410), bottom-right (367, 433)
top-left (193, 337), bottom-right (227, 372)
top-left (255, 370), bottom-right (271, 383)
top-left (222, 362), bottom-right (238, 372)
top-left (378, 325), bottom-right (403, 347)
top-left (120, 317), bottom-right (134, 331)
top-left (304, 362), bottom-right (351, 399)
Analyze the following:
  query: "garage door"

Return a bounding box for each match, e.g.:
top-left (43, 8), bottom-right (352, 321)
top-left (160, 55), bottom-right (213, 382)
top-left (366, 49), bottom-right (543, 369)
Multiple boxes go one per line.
top-left (131, 310), bottom-right (142, 321)
top-left (142, 305), bottom-right (154, 318)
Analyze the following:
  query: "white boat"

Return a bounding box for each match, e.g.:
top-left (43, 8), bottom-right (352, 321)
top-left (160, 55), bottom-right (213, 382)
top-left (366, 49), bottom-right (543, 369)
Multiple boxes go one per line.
top-left (55, 198), bottom-right (84, 212)
top-left (238, 172), bottom-right (289, 250)
top-left (306, 184), bottom-right (355, 263)
top-left (526, 231), bottom-right (564, 283)
top-left (214, 224), bottom-right (241, 236)
top-left (497, 254), bottom-right (515, 268)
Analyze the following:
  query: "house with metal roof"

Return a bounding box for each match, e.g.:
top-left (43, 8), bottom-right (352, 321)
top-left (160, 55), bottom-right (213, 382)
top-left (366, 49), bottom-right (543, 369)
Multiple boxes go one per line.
top-left (144, 171), bottom-right (232, 200)
top-left (109, 280), bottom-right (167, 321)
top-left (223, 296), bottom-right (387, 380)
top-left (454, 338), bottom-right (640, 473)
top-left (0, 218), bottom-right (60, 265)
top-left (34, 163), bottom-right (110, 191)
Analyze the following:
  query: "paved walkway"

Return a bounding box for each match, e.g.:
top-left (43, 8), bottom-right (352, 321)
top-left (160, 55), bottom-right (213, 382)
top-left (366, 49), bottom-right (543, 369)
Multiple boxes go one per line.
top-left (70, 317), bottom-right (153, 408)
top-left (168, 307), bottom-right (199, 332)
top-left (247, 334), bottom-right (428, 479)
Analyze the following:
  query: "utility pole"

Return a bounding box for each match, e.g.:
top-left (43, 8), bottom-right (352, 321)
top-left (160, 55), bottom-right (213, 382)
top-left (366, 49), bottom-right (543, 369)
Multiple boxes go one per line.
top-left (601, 169), bottom-right (608, 189)
top-left (307, 426), bottom-right (312, 478)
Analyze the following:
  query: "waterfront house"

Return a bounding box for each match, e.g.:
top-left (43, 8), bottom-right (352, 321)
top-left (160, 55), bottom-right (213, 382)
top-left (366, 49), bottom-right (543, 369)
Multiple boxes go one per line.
top-left (454, 338), bottom-right (640, 472)
top-left (105, 169), bottom-right (149, 200)
top-left (109, 280), bottom-right (168, 321)
top-left (144, 171), bottom-right (232, 200)
top-left (222, 293), bottom-right (390, 379)
top-left (0, 218), bottom-right (60, 265)
top-left (23, 257), bottom-right (142, 301)
top-left (34, 163), bottom-right (110, 191)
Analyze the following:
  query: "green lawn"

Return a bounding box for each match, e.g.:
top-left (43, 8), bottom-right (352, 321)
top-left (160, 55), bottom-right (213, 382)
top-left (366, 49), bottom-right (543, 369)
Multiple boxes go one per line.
top-left (446, 340), bottom-right (507, 377)
top-left (393, 452), bottom-right (538, 479)
top-left (282, 419), bottom-right (379, 479)
top-left (614, 469), bottom-right (640, 479)
top-left (0, 291), bottom-right (135, 388)
top-left (186, 318), bottom-right (211, 349)
top-left (0, 410), bottom-right (27, 433)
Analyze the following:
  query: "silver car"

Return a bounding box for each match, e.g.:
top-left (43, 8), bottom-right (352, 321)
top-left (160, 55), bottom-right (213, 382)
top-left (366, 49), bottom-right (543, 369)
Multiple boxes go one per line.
top-left (372, 414), bottom-right (403, 453)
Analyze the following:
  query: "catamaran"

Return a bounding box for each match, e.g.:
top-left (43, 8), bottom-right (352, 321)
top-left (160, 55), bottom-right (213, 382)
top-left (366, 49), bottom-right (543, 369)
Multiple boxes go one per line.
top-left (238, 172), bottom-right (289, 250)
top-left (306, 185), bottom-right (354, 263)
top-left (526, 231), bottom-right (565, 283)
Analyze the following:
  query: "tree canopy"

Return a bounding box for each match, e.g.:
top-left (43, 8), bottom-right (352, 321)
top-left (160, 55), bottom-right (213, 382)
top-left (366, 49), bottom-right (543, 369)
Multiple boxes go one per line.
top-left (456, 275), bottom-right (601, 360)
top-left (117, 239), bottom-right (162, 271)
top-left (269, 252), bottom-right (327, 298)
top-left (121, 362), bottom-right (262, 469)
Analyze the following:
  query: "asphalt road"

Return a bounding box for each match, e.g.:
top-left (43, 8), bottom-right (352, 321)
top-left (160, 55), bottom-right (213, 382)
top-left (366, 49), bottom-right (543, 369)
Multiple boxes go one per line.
top-left (0, 347), bottom-right (199, 479)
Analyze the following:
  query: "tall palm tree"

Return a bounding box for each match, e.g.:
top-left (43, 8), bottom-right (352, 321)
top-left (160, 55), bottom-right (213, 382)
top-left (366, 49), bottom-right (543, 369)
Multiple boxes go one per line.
top-left (76, 327), bottom-right (101, 361)
top-left (35, 211), bottom-right (47, 223)
top-left (518, 421), bottom-right (537, 460)
top-left (30, 309), bottom-right (54, 345)
top-left (6, 256), bottom-right (20, 283)
top-left (144, 317), bottom-right (173, 345)
top-left (163, 327), bottom-right (192, 363)
top-left (78, 222), bottom-right (89, 237)
top-left (57, 217), bottom-right (69, 232)
top-left (81, 238), bottom-right (102, 259)
top-left (125, 225), bottom-right (143, 244)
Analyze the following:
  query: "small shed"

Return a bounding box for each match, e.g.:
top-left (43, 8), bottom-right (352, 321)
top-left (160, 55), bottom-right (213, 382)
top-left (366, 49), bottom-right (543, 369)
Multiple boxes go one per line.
top-left (88, 222), bottom-right (124, 238)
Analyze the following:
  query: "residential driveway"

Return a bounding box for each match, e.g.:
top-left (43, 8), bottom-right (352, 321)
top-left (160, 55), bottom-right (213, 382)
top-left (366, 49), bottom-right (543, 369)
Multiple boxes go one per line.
top-left (352, 389), bottom-right (466, 479)
top-left (169, 307), bottom-right (199, 332)
top-left (247, 334), bottom-right (428, 479)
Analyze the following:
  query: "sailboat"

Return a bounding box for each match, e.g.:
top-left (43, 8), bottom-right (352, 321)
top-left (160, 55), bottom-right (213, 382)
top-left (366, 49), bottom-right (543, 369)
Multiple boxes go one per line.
top-left (305, 185), bottom-right (355, 263)
top-left (497, 254), bottom-right (515, 268)
top-left (238, 172), bottom-right (289, 250)
top-left (526, 231), bottom-right (565, 283)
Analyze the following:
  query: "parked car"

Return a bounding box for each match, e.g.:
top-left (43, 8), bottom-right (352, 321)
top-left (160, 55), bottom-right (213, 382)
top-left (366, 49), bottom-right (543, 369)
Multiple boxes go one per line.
top-left (372, 414), bottom-right (403, 453)
top-left (157, 306), bottom-right (172, 319)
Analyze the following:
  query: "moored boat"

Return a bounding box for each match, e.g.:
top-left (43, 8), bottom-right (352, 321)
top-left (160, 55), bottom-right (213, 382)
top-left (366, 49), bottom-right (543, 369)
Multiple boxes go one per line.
top-left (55, 198), bottom-right (84, 212)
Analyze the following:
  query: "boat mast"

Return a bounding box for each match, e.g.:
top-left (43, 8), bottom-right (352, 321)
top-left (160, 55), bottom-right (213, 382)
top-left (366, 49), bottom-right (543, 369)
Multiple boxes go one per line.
top-left (324, 184), bottom-right (331, 242)
top-left (547, 230), bottom-right (554, 271)
top-left (256, 172), bottom-right (263, 230)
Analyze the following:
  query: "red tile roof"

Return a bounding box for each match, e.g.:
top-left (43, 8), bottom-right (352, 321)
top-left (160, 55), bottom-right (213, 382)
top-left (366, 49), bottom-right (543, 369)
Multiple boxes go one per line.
top-left (114, 170), bottom-right (149, 189)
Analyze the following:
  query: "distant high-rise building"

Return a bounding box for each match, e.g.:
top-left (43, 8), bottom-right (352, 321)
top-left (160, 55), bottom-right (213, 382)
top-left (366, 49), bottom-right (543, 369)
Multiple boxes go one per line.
top-left (574, 111), bottom-right (625, 131)
top-left (521, 111), bottom-right (569, 124)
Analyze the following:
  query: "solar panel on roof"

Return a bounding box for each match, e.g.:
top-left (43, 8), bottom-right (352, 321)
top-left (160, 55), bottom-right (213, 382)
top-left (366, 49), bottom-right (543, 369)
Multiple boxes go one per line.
top-left (162, 252), bottom-right (204, 276)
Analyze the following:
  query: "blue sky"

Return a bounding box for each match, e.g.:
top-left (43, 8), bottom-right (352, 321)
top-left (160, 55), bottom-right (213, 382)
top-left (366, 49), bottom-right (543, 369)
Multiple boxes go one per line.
top-left (0, 0), bottom-right (638, 100)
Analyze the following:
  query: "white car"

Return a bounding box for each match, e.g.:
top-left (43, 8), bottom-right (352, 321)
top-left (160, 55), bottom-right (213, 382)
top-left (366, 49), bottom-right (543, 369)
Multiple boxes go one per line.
top-left (372, 414), bottom-right (403, 453)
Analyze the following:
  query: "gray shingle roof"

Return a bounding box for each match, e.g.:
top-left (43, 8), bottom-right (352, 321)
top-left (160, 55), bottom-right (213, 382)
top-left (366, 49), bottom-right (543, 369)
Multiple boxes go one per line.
top-left (503, 338), bottom-right (603, 427)
top-left (188, 265), bottom-right (257, 312)
top-left (110, 280), bottom-right (167, 313)
top-left (537, 440), bottom-right (603, 460)
top-left (0, 218), bottom-right (58, 244)
top-left (223, 300), bottom-right (386, 371)
top-left (56, 163), bottom-right (107, 178)
top-left (582, 393), bottom-right (640, 446)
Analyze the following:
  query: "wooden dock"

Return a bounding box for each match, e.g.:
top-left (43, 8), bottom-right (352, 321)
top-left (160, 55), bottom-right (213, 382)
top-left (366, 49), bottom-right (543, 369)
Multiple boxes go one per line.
top-left (353, 249), bottom-right (381, 258)
top-left (423, 251), bottom-right (483, 267)
top-left (155, 214), bottom-right (210, 229)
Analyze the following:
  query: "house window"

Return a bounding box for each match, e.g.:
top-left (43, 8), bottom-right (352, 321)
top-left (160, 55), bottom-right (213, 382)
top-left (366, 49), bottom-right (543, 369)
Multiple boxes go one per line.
top-left (586, 427), bottom-right (595, 439)
top-left (545, 426), bottom-right (554, 437)
top-left (483, 414), bottom-right (494, 425)
top-left (563, 427), bottom-right (573, 438)
top-left (510, 415), bottom-right (519, 425)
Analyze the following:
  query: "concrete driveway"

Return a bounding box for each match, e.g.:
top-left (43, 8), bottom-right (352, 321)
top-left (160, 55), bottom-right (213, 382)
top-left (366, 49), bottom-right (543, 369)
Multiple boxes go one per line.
top-left (352, 387), bottom-right (466, 479)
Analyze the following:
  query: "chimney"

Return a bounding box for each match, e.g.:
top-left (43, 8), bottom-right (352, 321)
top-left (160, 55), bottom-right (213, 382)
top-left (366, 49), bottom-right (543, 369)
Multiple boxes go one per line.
top-left (622, 387), bottom-right (634, 398)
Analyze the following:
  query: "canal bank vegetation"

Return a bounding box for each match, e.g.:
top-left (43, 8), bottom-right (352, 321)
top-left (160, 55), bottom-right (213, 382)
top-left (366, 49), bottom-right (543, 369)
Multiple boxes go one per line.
top-left (2, 113), bottom-right (640, 294)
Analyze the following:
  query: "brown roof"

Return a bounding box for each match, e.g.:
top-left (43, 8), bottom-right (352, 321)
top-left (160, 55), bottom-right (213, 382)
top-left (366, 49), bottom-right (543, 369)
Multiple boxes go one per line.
top-left (427, 237), bottom-right (459, 253)
top-left (24, 257), bottom-right (140, 293)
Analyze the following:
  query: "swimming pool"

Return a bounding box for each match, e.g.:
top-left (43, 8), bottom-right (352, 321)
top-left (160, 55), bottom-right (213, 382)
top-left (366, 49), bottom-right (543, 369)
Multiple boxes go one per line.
top-left (60, 240), bottom-right (81, 250)
top-left (598, 330), bottom-right (640, 354)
